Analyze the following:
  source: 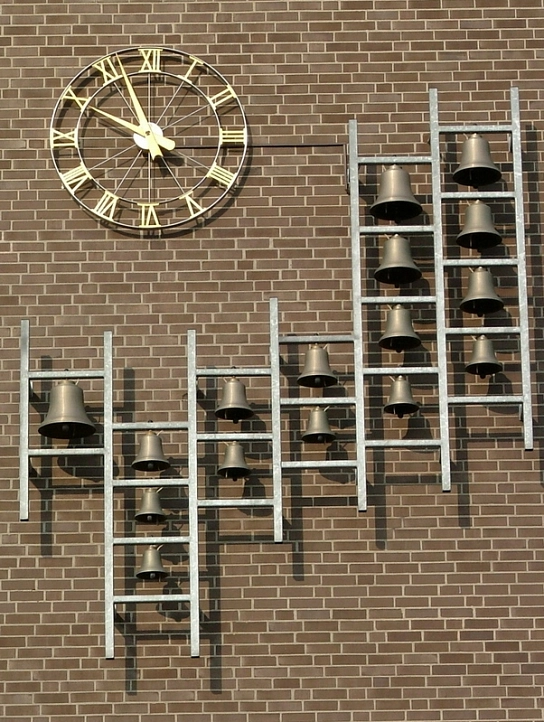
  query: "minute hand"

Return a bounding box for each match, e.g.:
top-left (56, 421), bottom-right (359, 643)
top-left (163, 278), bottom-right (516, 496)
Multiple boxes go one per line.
top-left (117, 59), bottom-right (164, 160)
top-left (87, 105), bottom-right (175, 152)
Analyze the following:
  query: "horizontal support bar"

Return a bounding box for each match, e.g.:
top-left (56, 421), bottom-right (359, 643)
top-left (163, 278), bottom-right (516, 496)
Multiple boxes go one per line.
top-left (197, 432), bottom-right (272, 442)
top-left (113, 421), bottom-right (188, 431)
top-left (441, 191), bottom-right (515, 200)
top-left (27, 370), bottom-right (105, 380)
top-left (443, 258), bottom-right (518, 267)
top-left (113, 536), bottom-right (190, 545)
top-left (359, 225), bottom-right (433, 235)
top-left (114, 594), bottom-right (190, 604)
top-left (448, 394), bottom-right (523, 405)
top-left (439, 124), bottom-right (512, 134)
top-left (196, 367), bottom-right (271, 377)
top-left (282, 459), bottom-right (357, 469)
top-left (358, 155), bottom-right (432, 165)
top-left (280, 396), bottom-right (356, 406)
top-left (365, 439), bottom-right (441, 448)
top-left (362, 366), bottom-right (439, 375)
top-left (446, 326), bottom-right (520, 336)
top-left (360, 295), bottom-right (436, 305)
top-left (278, 334), bottom-right (354, 344)
top-left (28, 446), bottom-right (104, 457)
top-left (112, 478), bottom-right (190, 488)
top-left (198, 498), bottom-right (274, 508)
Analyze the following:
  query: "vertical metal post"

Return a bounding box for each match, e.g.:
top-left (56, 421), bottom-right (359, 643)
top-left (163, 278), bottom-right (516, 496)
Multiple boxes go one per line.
top-left (19, 319), bottom-right (30, 521)
top-left (428, 88), bottom-right (453, 492)
top-left (102, 331), bottom-right (115, 659)
top-left (268, 297), bottom-right (284, 541)
top-left (348, 119), bottom-right (368, 511)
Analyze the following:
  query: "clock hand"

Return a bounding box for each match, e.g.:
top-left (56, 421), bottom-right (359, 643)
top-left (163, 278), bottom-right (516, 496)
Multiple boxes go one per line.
top-left (117, 57), bottom-right (165, 160)
top-left (87, 105), bottom-right (176, 152)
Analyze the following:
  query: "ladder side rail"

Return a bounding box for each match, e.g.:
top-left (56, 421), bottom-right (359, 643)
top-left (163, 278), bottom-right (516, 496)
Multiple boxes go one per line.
top-left (429, 87), bottom-right (452, 493)
top-left (269, 297), bottom-right (284, 542)
top-left (187, 330), bottom-right (201, 657)
top-left (510, 86), bottom-right (533, 450)
top-left (103, 331), bottom-right (115, 659)
top-left (19, 320), bottom-right (30, 521)
top-left (349, 119), bottom-right (368, 511)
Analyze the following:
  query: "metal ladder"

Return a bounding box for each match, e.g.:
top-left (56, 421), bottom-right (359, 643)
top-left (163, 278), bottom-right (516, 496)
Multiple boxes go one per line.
top-left (349, 86), bottom-right (532, 496)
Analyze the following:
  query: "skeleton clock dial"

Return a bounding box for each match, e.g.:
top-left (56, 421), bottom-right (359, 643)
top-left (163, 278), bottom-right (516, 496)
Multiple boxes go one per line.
top-left (50, 47), bottom-right (248, 233)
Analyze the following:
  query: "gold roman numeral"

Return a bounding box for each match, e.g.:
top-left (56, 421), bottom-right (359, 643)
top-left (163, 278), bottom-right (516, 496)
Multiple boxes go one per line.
top-left (180, 192), bottom-right (205, 218)
top-left (139, 48), bottom-right (162, 73)
top-left (94, 190), bottom-right (119, 221)
top-left (139, 203), bottom-right (161, 228)
top-left (220, 128), bottom-right (247, 145)
top-left (92, 56), bottom-right (123, 85)
top-left (206, 163), bottom-right (236, 188)
top-left (60, 163), bottom-right (92, 193)
top-left (209, 85), bottom-right (237, 109)
top-left (62, 87), bottom-right (88, 110)
top-left (180, 55), bottom-right (204, 83)
top-left (50, 128), bottom-right (77, 148)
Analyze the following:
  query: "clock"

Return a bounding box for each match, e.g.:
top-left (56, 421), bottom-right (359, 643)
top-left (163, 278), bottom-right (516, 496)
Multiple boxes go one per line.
top-left (50, 47), bottom-right (248, 233)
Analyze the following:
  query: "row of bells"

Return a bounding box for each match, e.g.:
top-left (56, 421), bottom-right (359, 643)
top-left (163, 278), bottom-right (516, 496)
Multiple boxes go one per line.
top-left (370, 133), bottom-right (502, 223)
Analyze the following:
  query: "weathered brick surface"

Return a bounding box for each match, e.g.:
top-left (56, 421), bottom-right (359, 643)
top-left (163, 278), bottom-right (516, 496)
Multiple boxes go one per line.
top-left (1, 1), bottom-right (544, 720)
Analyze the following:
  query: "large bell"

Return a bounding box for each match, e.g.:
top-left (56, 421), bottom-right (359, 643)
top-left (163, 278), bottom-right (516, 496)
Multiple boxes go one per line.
top-left (134, 488), bottom-right (166, 524)
top-left (297, 345), bottom-right (338, 388)
top-left (383, 375), bottom-right (420, 418)
top-left (132, 431), bottom-right (170, 472)
top-left (452, 133), bottom-right (502, 187)
top-left (217, 441), bottom-right (250, 480)
top-left (215, 377), bottom-right (254, 423)
top-left (378, 305), bottom-right (421, 353)
top-left (465, 335), bottom-right (503, 379)
top-left (369, 165), bottom-right (423, 222)
top-left (301, 407), bottom-right (336, 444)
top-left (38, 379), bottom-right (96, 439)
top-left (374, 234), bottom-right (422, 287)
top-left (456, 201), bottom-right (502, 250)
top-left (460, 267), bottom-right (504, 316)
top-left (135, 545), bottom-right (168, 580)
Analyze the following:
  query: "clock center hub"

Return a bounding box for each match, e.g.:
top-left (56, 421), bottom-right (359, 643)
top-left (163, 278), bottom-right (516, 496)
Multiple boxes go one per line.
top-left (133, 122), bottom-right (164, 152)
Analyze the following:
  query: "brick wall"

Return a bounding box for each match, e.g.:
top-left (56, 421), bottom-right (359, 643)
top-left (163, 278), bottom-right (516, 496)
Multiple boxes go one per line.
top-left (1, 1), bottom-right (544, 720)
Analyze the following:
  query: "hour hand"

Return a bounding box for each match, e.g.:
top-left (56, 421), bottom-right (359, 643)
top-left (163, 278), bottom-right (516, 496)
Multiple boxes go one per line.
top-left (87, 105), bottom-right (175, 152)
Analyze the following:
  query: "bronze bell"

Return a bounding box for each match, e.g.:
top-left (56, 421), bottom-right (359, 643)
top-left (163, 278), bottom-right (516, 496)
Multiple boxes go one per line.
top-left (215, 377), bottom-right (254, 423)
top-left (301, 407), bottom-right (336, 444)
top-left (465, 335), bottom-right (503, 379)
top-left (217, 441), bottom-right (250, 480)
top-left (383, 375), bottom-right (420, 418)
top-left (456, 201), bottom-right (502, 250)
top-left (374, 234), bottom-right (422, 287)
top-left (134, 488), bottom-right (166, 524)
top-left (38, 379), bottom-right (96, 439)
top-left (297, 344), bottom-right (338, 388)
top-left (132, 431), bottom-right (171, 472)
top-left (135, 545), bottom-right (168, 580)
top-left (379, 304), bottom-right (421, 353)
top-left (460, 267), bottom-right (504, 316)
top-left (452, 133), bottom-right (502, 187)
top-left (369, 165), bottom-right (423, 222)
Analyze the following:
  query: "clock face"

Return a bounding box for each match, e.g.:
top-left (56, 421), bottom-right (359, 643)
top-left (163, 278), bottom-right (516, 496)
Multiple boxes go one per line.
top-left (50, 47), bottom-right (248, 233)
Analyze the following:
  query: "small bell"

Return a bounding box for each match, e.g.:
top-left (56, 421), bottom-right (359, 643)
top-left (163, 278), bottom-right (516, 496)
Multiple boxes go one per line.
top-left (38, 379), bottom-right (96, 439)
top-left (456, 201), bottom-right (502, 250)
top-left (132, 431), bottom-right (170, 472)
top-left (215, 377), bottom-right (254, 423)
top-left (383, 376), bottom-right (420, 418)
top-left (460, 267), bottom-right (504, 316)
top-left (379, 305), bottom-right (421, 353)
top-left (369, 165), bottom-right (423, 222)
top-left (465, 335), bottom-right (503, 379)
top-left (452, 133), bottom-right (502, 187)
top-left (297, 345), bottom-right (338, 388)
top-left (301, 407), bottom-right (336, 444)
top-left (374, 234), bottom-right (422, 287)
top-left (135, 545), bottom-right (168, 580)
top-left (134, 488), bottom-right (166, 524)
top-left (217, 441), bottom-right (250, 480)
